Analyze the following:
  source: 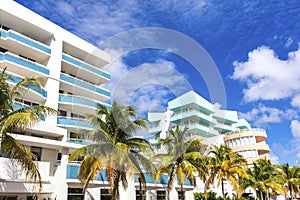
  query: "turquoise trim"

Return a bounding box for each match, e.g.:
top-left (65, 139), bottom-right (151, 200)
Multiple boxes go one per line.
top-left (10, 75), bottom-right (47, 97)
top-left (67, 164), bottom-right (107, 181)
top-left (60, 73), bottom-right (110, 97)
top-left (62, 54), bottom-right (110, 79)
top-left (58, 95), bottom-right (110, 109)
top-left (0, 53), bottom-right (49, 75)
top-left (0, 29), bottom-right (51, 54)
top-left (57, 117), bottom-right (93, 129)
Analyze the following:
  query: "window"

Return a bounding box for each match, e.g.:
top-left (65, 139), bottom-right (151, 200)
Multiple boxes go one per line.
top-left (0, 197), bottom-right (17, 200)
top-left (178, 191), bottom-right (185, 200)
top-left (59, 109), bottom-right (67, 117)
top-left (100, 189), bottom-right (111, 200)
top-left (157, 191), bottom-right (166, 200)
top-left (135, 190), bottom-right (146, 200)
top-left (31, 146), bottom-right (42, 161)
top-left (68, 188), bottom-right (84, 200)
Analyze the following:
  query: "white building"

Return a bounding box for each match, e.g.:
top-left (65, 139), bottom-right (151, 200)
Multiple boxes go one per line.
top-left (0, 1), bottom-right (112, 199)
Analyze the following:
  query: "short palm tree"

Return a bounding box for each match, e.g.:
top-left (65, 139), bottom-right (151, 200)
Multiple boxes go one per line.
top-left (0, 69), bottom-right (56, 198)
top-left (154, 126), bottom-right (203, 200)
top-left (240, 158), bottom-right (284, 200)
top-left (206, 145), bottom-right (247, 198)
top-left (276, 163), bottom-right (300, 199)
top-left (69, 102), bottom-right (154, 200)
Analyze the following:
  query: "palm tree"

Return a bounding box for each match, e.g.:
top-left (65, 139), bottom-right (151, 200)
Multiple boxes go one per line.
top-left (154, 126), bottom-right (203, 200)
top-left (69, 101), bottom-right (154, 200)
top-left (206, 145), bottom-right (247, 198)
top-left (240, 158), bottom-right (284, 200)
top-left (0, 69), bottom-right (56, 198)
top-left (276, 163), bottom-right (300, 199)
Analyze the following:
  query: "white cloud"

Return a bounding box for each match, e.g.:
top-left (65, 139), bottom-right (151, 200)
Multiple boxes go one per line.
top-left (239, 104), bottom-right (297, 127)
top-left (291, 120), bottom-right (300, 138)
top-left (268, 152), bottom-right (279, 164)
top-left (102, 57), bottom-right (192, 115)
top-left (232, 45), bottom-right (300, 103)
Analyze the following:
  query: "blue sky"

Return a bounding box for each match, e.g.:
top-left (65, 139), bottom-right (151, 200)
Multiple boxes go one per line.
top-left (16, 0), bottom-right (300, 165)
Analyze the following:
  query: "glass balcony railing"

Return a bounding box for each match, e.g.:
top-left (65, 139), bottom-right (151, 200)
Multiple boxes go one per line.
top-left (60, 73), bottom-right (110, 97)
top-left (57, 116), bottom-right (93, 129)
top-left (0, 28), bottom-right (51, 54)
top-left (62, 53), bottom-right (110, 79)
top-left (0, 52), bottom-right (49, 75)
top-left (58, 94), bottom-right (110, 109)
top-left (67, 164), bottom-right (107, 181)
top-left (9, 75), bottom-right (47, 97)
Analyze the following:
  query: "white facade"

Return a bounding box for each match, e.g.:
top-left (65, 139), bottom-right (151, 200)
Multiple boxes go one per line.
top-left (0, 1), bottom-right (111, 199)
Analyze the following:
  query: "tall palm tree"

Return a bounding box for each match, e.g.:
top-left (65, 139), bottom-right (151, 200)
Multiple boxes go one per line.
top-left (0, 69), bottom-right (56, 198)
top-left (276, 163), bottom-right (300, 199)
top-left (206, 145), bottom-right (247, 198)
top-left (69, 102), bottom-right (154, 200)
top-left (154, 126), bottom-right (203, 200)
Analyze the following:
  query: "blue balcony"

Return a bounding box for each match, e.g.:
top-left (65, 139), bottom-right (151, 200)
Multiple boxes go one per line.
top-left (9, 75), bottom-right (47, 97)
top-left (134, 173), bottom-right (168, 185)
top-left (57, 117), bottom-right (93, 129)
top-left (13, 102), bottom-right (25, 110)
top-left (67, 164), bottom-right (107, 181)
top-left (67, 138), bottom-right (94, 145)
top-left (0, 29), bottom-right (51, 54)
top-left (62, 54), bottom-right (110, 79)
top-left (0, 52), bottom-right (49, 75)
top-left (60, 73), bottom-right (110, 97)
top-left (59, 94), bottom-right (110, 109)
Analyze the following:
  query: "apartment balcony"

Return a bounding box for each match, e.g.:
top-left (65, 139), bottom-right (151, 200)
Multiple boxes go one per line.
top-left (58, 94), bottom-right (110, 114)
top-left (67, 138), bottom-right (94, 146)
top-left (147, 125), bottom-right (162, 135)
top-left (67, 164), bottom-right (108, 182)
top-left (179, 123), bottom-right (219, 137)
top-left (62, 53), bottom-right (110, 85)
top-left (171, 110), bottom-right (212, 125)
top-left (57, 116), bottom-right (93, 130)
top-left (224, 128), bottom-right (267, 143)
top-left (9, 74), bottom-right (47, 101)
top-left (60, 73), bottom-right (110, 102)
top-left (232, 142), bottom-right (270, 155)
top-left (0, 52), bottom-right (49, 78)
top-left (0, 157), bottom-right (54, 194)
top-left (0, 28), bottom-right (51, 61)
top-left (214, 123), bottom-right (236, 133)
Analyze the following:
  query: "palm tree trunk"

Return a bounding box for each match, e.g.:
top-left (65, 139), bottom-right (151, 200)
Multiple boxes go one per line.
top-left (260, 190), bottom-right (263, 200)
top-left (289, 184), bottom-right (293, 199)
top-left (181, 184), bottom-right (184, 200)
top-left (221, 178), bottom-right (225, 198)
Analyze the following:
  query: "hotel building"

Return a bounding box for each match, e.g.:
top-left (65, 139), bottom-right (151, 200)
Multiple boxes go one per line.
top-left (148, 91), bottom-right (270, 197)
top-left (0, 1), bottom-right (113, 199)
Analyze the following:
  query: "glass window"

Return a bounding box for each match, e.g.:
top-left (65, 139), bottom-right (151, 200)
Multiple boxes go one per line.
top-left (101, 189), bottom-right (111, 200)
top-left (31, 146), bottom-right (42, 161)
top-left (178, 191), bottom-right (185, 200)
top-left (157, 191), bottom-right (166, 200)
top-left (68, 188), bottom-right (84, 200)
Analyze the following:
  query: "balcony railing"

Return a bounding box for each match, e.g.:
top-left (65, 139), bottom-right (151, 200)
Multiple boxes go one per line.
top-left (67, 138), bottom-right (94, 145)
top-left (59, 94), bottom-right (110, 109)
top-left (9, 74), bottom-right (47, 97)
top-left (60, 73), bottom-right (110, 97)
top-left (226, 128), bottom-right (266, 135)
top-left (0, 28), bottom-right (51, 54)
top-left (57, 116), bottom-right (93, 129)
top-left (171, 109), bottom-right (211, 123)
top-left (67, 164), bottom-right (107, 181)
top-left (62, 53), bottom-right (110, 79)
top-left (0, 52), bottom-right (49, 75)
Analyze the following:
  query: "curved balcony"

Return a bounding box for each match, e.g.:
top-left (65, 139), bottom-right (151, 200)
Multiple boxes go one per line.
top-left (0, 52), bottom-right (49, 78)
top-left (57, 116), bottom-right (93, 130)
top-left (0, 28), bottom-right (50, 61)
top-left (224, 128), bottom-right (267, 143)
top-left (58, 94), bottom-right (110, 114)
top-left (62, 53), bottom-right (110, 85)
top-left (171, 110), bottom-right (212, 125)
top-left (60, 73), bottom-right (110, 102)
top-left (232, 142), bottom-right (270, 155)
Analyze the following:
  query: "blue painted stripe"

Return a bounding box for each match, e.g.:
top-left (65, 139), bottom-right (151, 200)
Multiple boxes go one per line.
top-left (0, 29), bottom-right (51, 54)
top-left (59, 95), bottom-right (110, 109)
top-left (60, 73), bottom-right (110, 97)
top-left (67, 164), bottom-right (108, 181)
top-left (0, 53), bottom-right (49, 75)
top-left (62, 54), bottom-right (110, 79)
top-left (57, 117), bottom-right (93, 129)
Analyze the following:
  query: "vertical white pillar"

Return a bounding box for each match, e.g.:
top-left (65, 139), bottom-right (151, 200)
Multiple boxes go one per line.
top-left (44, 34), bottom-right (63, 126)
